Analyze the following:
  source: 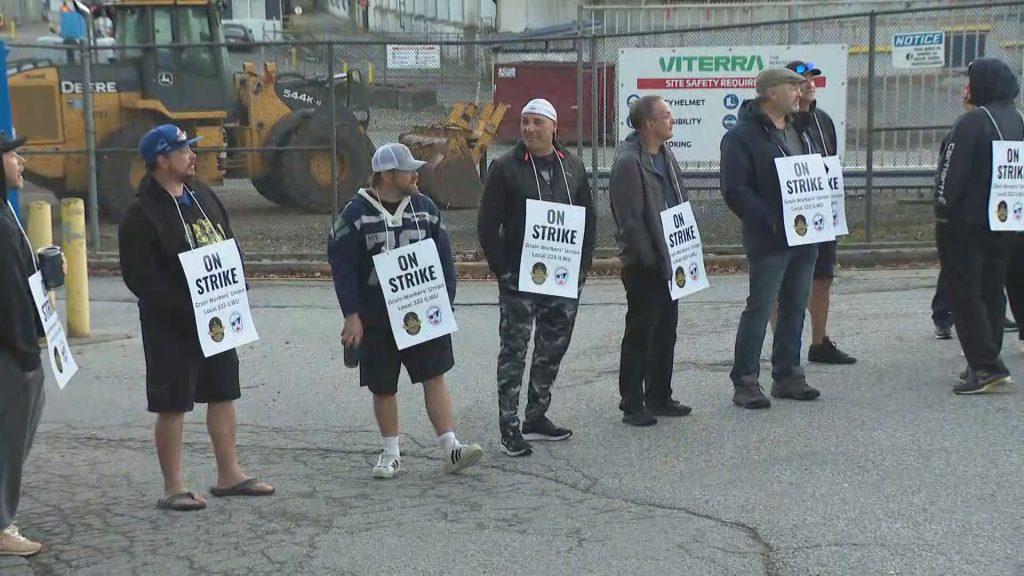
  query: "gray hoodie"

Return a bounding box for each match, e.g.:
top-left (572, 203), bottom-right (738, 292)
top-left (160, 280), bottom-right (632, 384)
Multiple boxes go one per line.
top-left (608, 132), bottom-right (689, 279)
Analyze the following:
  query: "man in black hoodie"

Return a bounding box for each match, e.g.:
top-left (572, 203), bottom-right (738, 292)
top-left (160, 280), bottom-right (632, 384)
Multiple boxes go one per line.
top-left (119, 124), bottom-right (274, 511)
top-left (933, 58), bottom-right (1023, 394)
top-left (0, 131), bottom-right (46, 556)
top-left (720, 67), bottom-right (823, 409)
top-left (478, 98), bottom-right (596, 457)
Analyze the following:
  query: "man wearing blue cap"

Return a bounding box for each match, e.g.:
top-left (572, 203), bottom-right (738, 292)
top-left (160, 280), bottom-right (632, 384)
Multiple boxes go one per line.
top-left (327, 142), bottom-right (483, 479)
top-left (118, 124), bottom-right (274, 511)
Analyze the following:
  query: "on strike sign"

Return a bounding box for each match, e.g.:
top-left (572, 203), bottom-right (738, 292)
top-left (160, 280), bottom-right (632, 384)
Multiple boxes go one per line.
top-left (179, 239), bottom-right (259, 358)
top-left (517, 199), bottom-right (586, 299)
top-left (373, 239), bottom-right (457, 350)
top-left (989, 141), bottom-right (1024, 231)
top-left (659, 201), bottom-right (709, 300)
top-left (775, 154), bottom-right (836, 247)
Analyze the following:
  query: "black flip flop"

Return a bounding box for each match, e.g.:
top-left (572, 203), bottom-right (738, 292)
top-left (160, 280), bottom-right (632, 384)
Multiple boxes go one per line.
top-left (156, 491), bottom-right (206, 511)
top-left (209, 477), bottom-right (275, 497)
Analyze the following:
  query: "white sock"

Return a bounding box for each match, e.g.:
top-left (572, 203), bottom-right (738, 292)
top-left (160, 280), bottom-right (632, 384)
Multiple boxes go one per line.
top-left (439, 431), bottom-right (459, 455)
top-left (382, 436), bottom-right (400, 457)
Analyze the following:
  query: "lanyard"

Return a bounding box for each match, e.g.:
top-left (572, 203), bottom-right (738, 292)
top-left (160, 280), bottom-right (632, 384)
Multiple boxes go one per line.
top-left (368, 188), bottom-right (423, 254)
top-left (979, 105), bottom-right (1024, 141)
top-left (169, 186), bottom-right (214, 251)
top-left (813, 114), bottom-right (830, 156)
top-left (767, 126), bottom-right (814, 157)
top-left (5, 199), bottom-right (37, 272)
top-left (528, 151), bottom-right (573, 206)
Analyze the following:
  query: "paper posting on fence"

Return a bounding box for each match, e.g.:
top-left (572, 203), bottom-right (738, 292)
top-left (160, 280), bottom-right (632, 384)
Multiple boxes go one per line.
top-left (822, 156), bottom-right (849, 236)
top-left (517, 199), bottom-right (587, 299)
top-left (989, 141), bottom-right (1024, 231)
top-left (775, 153), bottom-right (836, 246)
top-left (178, 239), bottom-right (259, 358)
top-left (372, 239), bottom-right (457, 350)
top-left (659, 201), bottom-right (709, 300)
top-left (28, 271), bottom-right (78, 389)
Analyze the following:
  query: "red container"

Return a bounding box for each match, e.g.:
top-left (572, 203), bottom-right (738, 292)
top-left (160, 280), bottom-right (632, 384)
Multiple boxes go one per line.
top-left (492, 61), bottom-right (616, 145)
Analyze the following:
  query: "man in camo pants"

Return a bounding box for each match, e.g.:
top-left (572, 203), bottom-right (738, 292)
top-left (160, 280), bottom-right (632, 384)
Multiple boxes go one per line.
top-left (477, 98), bottom-right (596, 457)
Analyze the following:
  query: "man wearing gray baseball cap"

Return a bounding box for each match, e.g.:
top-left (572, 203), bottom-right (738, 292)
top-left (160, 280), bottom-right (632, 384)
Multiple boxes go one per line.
top-left (720, 67), bottom-right (823, 409)
top-left (327, 142), bottom-right (483, 479)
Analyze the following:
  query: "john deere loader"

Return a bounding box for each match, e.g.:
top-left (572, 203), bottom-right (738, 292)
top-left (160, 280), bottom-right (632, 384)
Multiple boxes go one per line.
top-left (6, 0), bottom-right (375, 220)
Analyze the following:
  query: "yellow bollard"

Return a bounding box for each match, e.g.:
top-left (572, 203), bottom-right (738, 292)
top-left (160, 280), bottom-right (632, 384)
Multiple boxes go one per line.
top-left (61, 198), bottom-right (90, 337)
top-left (291, 47), bottom-right (297, 70)
top-left (26, 201), bottom-right (56, 308)
top-left (10, 21), bottom-right (14, 40)
top-left (342, 60), bottom-right (348, 75)
top-left (367, 62), bottom-right (374, 84)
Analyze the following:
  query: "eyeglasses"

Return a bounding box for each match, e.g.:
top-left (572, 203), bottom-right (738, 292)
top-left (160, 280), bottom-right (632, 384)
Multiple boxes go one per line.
top-left (792, 62), bottom-right (815, 75)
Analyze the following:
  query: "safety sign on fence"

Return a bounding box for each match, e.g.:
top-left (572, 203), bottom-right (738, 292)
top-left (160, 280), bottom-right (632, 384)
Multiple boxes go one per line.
top-left (892, 31), bottom-right (945, 69)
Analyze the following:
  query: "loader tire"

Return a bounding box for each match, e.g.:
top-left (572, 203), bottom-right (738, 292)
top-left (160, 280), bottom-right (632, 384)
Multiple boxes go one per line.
top-left (279, 114), bottom-right (371, 213)
top-left (253, 110), bottom-right (312, 207)
top-left (97, 123), bottom-right (150, 222)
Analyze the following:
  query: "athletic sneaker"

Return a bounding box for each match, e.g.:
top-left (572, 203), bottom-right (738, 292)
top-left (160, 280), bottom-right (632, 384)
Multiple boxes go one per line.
top-left (934, 324), bottom-right (953, 340)
top-left (522, 417), bottom-right (573, 441)
top-left (0, 524), bottom-right (42, 557)
top-left (808, 337), bottom-right (857, 364)
top-left (500, 426), bottom-right (533, 457)
top-left (954, 370), bottom-right (1012, 395)
top-left (443, 443), bottom-right (483, 474)
top-left (372, 451), bottom-right (401, 479)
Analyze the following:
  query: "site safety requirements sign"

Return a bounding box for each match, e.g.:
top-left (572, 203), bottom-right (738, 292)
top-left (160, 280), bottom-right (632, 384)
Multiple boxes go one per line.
top-left (618, 45), bottom-right (849, 163)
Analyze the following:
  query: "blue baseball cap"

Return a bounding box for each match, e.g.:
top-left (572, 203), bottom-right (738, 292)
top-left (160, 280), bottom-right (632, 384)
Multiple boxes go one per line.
top-left (138, 124), bottom-right (201, 165)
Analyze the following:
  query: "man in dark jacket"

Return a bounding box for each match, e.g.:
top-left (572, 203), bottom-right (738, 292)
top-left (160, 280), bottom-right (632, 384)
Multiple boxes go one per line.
top-left (608, 95), bottom-right (693, 426)
top-left (785, 60), bottom-right (856, 365)
top-left (119, 124), bottom-right (274, 511)
top-left (0, 132), bottom-right (46, 556)
top-left (478, 98), bottom-right (596, 456)
top-left (933, 58), bottom-right (1023, 394)
top-left (720, 67), bottom-right (823, 410)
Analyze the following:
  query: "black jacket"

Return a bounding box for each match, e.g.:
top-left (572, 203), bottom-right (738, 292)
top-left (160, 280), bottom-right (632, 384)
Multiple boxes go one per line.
top-left (934, 58), bottom-right (1024, 226)
top-left (118, 174), bottom-right (239, 338)
top-left (608, 131), bottom-right (690, 279)
top-left (720, 99), bottom-right (815, 258)
top-left (477, 140), bottom-right (596, 280)
top-left (0, 187), bottom-right (42, 372)
top-left (794, 101), bottom-right (838, 157)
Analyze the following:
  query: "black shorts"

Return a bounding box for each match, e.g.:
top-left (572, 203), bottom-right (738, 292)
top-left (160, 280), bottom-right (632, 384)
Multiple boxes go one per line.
top-left (141, 320), bottom-right (241, 413)
top-left (813, 240), bottom-right (837, 279)
top-left (359, 321), bottom-right (454, 396)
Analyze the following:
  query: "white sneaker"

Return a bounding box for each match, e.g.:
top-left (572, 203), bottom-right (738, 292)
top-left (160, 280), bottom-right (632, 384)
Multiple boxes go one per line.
top-left (0, 524), bottom-right (42, 557)
top-left (372, 451), bottom-right (401, 479)
top-left (442, 442), bottom-right (483, 474)
top-left (1018, 341), bottom-right (1024, 354)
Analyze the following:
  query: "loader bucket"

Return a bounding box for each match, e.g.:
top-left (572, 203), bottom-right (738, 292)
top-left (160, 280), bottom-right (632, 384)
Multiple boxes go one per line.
top-left (401, 129), bottom-right (481, 209)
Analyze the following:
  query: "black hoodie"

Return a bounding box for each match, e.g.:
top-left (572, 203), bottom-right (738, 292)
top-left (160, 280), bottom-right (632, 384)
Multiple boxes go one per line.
top-left (793, 100), bottom-right (838, 157)
top-left (0, 181), bottom-right (43, 372)
top-left (934, 58), bottom-right (1023, 226)
top-left (720, 98), bottom-right (815, 257)
top-left (118, 173), bottom-right (238, 339)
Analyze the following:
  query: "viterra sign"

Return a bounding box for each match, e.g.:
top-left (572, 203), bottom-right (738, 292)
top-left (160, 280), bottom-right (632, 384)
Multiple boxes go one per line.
top-left (618, 45), bottom-right (849, 162)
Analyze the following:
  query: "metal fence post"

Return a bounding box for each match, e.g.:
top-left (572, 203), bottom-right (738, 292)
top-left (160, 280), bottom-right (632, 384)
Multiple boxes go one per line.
top-left (576, 2), bottom-right (584, 161)
top-left (865, 11), bottom-right (876, 243)
top-left (589, 34), bottom-right (599, 197)
top-left (81, 20), bottom-right (100, 251)
top-left (328, 42), bottom-right (339, 217)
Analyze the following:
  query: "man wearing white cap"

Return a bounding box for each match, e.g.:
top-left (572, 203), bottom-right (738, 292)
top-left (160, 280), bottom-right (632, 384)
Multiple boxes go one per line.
top-left (478, 98), bottom-right (596, 457)
top-left (328, 142), bottom-right (483, 478)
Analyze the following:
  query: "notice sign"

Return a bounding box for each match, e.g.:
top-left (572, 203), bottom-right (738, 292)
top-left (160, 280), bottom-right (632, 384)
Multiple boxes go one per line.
top-left (373, 239), bottom-right (457, 350)
top-left (618, 45), bottom-right (849, 162)
top-left (989, 141), bottom-right (1024, 231)
top-left (775, 153), bottom-right (836, 246)
top-left (892, 31), bottom-right (945, 69)
top-left (659, 201), bottom-right (709, 300)
top-left (179, 239), bottom-right (259, 358)
top-left (822, 156), bottom-right (849, 236)
top-left (517, 199), bottom-right (586, 299)
top-left (386, 44), bottom-right (441, 70)
top-left (28, 272), bottom-right (78, 389)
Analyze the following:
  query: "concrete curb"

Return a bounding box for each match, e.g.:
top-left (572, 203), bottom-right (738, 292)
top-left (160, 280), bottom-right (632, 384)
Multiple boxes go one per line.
top-left (87, 247), bottom-right (939, 279)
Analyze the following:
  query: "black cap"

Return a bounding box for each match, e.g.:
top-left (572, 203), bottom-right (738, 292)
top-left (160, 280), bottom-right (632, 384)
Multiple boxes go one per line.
top-left (785, 60), bottom-right (821, 77)
top-left (0, 130), bottom-right (26, 154)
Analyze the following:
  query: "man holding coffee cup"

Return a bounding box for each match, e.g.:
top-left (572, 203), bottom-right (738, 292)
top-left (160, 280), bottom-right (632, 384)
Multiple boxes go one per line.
top-left (0, 130), bottom-right (48, 556)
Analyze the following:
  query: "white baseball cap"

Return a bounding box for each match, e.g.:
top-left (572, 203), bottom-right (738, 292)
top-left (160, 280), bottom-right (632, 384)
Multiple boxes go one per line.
top-left (371, 143), bottom-right (426, 173)
top-left (521, 98), bottom-right (557, 122)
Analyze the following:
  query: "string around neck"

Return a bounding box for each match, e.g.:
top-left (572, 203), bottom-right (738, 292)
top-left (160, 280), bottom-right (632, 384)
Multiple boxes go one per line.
top-left (169, 185), bottom-right (212, 251)
top-left (370, 187), bottom-right (423, 254)
top-left (528, 150), bottom-right (572, 206)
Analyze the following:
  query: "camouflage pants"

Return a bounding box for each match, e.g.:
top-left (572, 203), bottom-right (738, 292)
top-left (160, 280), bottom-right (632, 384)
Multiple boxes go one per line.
top-left (497, 287), bottom-right (580, 430)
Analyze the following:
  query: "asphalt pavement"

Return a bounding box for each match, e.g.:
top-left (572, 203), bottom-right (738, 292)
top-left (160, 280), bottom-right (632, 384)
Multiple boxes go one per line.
top-left (4, 268), bottom-right (1024, 576)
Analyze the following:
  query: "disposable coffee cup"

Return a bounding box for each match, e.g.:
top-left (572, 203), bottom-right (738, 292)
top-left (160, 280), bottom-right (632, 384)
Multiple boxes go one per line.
top-left (37, 245), bottom-right (65, 290)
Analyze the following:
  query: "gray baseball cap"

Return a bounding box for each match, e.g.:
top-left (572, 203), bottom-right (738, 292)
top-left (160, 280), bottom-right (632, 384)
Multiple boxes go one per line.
top-left (755, 67), bottom-right (808, 95)
top-left (371, 143), bottom-right (426, 173)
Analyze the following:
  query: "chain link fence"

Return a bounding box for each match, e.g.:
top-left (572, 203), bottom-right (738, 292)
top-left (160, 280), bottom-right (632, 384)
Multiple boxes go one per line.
top-left (5, 0), bottom-right (1022, 259)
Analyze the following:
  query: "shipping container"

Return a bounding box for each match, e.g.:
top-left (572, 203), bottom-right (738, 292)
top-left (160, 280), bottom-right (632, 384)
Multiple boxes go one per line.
top-left (492, 61), bottom-right (616, 145)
